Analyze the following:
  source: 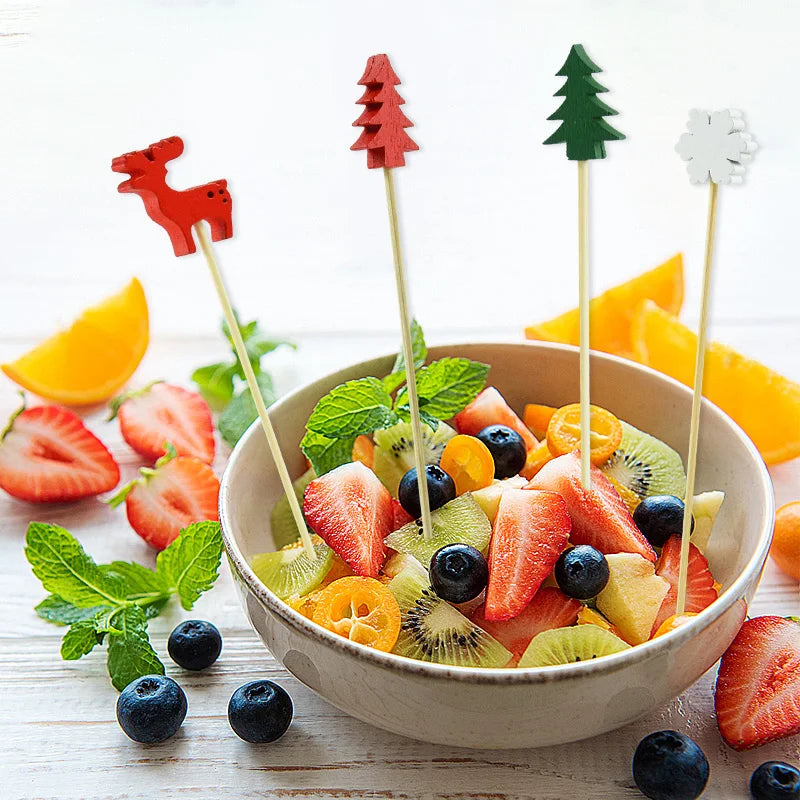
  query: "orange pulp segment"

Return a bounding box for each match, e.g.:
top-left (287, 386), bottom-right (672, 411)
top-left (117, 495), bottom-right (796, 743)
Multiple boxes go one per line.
top-left (631, 299), bottom-right (800, 465)
top-left (2, 278), bottom-right (149, 405)
top-left (525, 254), bottom-right (683, 358)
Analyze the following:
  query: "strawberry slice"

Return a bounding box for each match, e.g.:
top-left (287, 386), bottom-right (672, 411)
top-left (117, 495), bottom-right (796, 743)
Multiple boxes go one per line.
top-left (110, 452), bottom-right (219, 550)
top-left (114, 382), bottom-right (215, 464)
top-left (303, 461), bottom-right (392, 578)
top-left (484, 488), bottom-right (570, 621)
top-left (390, 497), bottom-right (414, 531)
top-left (473, 586), bottom-right (580, 664)
top-left (454, 387), bottom-right (538, 452)
top-left (715, 616), bottom-right (800, 750)
top-left (0, 404), bottom-right (119, 502)
top-left (651, 535), bottom-right (718, 635)
top-left (527, 451), bottom-right (656, 563)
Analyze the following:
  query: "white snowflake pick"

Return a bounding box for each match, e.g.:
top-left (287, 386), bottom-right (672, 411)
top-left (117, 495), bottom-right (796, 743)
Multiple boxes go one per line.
top-left (675, 109), bottom-right (757, 185)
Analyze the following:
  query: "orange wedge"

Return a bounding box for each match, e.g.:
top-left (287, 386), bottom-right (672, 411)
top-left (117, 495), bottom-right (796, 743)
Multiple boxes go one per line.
top-left (2, 278), bottom-right (149, 405)
top-left (525, 254), bottom-right (683, 358)
top-left (631, 300), bottom-right (800, 465)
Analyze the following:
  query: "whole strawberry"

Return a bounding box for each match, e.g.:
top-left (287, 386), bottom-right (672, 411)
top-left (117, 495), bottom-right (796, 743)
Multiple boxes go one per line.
top-left (715, 615), bottom-right (800, 750)
top-left (112, 382), bottom-right (215, 464)
top-left (109, 446), bottom-right (219, 550)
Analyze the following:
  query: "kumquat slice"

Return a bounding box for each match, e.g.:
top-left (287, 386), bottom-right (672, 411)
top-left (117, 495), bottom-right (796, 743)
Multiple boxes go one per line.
top-left (546, 403), bottom-right (623, 466)
top-left (312, 576), bottom-right (401, 652)
top-left (439, 434), bottom-right (495, 494)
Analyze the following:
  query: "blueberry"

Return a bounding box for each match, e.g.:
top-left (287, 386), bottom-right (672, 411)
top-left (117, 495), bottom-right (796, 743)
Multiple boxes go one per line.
top-left (751, 761), bottom-right (800, 800)
top-left (632, 730), bottom-right (709, 800)
top-left (228, 680), bottom-right (293, 743)
top-left (116, 675), bottom-right (187, 744)
top-left (430, 543), bottom-right (488, 603)
top-left (398, 464), bottom-right (456, 519)
top-left (476, 425), bottom-right (527, 479)
top-left (554, 545), bottom-right (609, 600)
top-left (168, 619), bottom-right (222, 671)
top-left (633, 495), bottom-right (694, 548)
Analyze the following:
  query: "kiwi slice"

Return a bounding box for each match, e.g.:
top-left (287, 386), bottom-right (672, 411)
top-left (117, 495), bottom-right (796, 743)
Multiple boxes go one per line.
top-left (518, 625), bottom-right (630, 668)
top-left (373, 420), bottom-right (455, 496)
top-left (388, 565), bottom-right (512, 667)
top-left (251, 538), bottom-right (333, 599)
top-left (385, 493), bottom-right (491, 566)
top-left (270, 468), bottom-right (316, 549)
top-left (600, 421), bottom-right (686, 501)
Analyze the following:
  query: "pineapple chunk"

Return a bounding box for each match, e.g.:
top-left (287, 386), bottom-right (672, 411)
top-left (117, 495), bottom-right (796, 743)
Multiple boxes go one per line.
top-left (597, 553), bottom-right (669, 645)
top-left (689, 491), bottom-right (725, 553)
top-left (472, 476), bottom-right (527, 522)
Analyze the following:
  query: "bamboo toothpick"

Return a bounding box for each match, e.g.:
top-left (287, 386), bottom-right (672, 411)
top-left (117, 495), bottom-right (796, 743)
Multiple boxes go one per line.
top-left (194, 222), bottom-right (316, 561)
top-left (383, 168), bottom-right (433, 541)
top-left (673, 108), bottom-right (756, 613)
top-left (577, 160), bottom-right (591, 488)
top-left (676, 182), bottom-right (718, 614)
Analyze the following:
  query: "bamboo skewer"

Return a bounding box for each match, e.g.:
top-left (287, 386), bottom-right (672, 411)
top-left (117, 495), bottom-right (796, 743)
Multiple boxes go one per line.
top-left (383, 168), bottom-right (433, 542)
top-left (195, 222), bottom-right (316, 561)
top-left (577, 160), bottom-right (591, 488)
top-left (676, 182), bottom-right (718, 614)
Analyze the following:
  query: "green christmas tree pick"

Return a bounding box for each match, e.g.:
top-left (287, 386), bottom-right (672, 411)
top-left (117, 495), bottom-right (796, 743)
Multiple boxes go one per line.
top-left (544, 44), bottom-right (625, 161)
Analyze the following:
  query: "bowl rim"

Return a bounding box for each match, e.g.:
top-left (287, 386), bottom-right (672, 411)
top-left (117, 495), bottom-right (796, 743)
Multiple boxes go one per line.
top-left (219, 340), bottom-right (775, 685)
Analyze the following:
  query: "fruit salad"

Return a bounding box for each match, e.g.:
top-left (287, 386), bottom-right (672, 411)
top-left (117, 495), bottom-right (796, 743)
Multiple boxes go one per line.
top-left (252, 380), bottom-right (725, 669)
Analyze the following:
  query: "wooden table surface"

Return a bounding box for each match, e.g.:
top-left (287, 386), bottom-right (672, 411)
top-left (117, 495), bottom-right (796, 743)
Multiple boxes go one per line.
top-left (1, 330), bottom-right (798, 800)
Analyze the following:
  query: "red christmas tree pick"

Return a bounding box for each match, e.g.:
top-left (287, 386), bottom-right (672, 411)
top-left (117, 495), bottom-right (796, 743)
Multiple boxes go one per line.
top-left (351, 54), bottom-right (418, 169)
top-left (111, 136), bottom-right (233, 257)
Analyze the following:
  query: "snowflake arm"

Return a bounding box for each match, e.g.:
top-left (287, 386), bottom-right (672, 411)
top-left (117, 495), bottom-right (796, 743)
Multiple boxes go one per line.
top-left (675, 108), bottom-right (757, 185)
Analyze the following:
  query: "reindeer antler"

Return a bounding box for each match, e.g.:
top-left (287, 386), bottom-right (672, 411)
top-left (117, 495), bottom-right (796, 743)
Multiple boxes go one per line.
top-left (148, 136), bottom-right (185, 165)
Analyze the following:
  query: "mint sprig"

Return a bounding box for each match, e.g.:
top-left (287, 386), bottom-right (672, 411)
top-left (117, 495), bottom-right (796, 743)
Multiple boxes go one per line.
top-left (395, 358), bottom-right (490, 419)
top-left (192, 313), bottom-right (294, 446)
top-left (301, 321), bottom-right (489, 476)
top-left (27, 520), bottom-right (223, 691)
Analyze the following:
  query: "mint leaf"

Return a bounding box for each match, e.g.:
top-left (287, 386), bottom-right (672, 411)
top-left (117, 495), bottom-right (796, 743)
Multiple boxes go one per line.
top-left (301, 430), bottom-right (355, 476)
top-left (306, 378), bottom-right (397, 438)
top-left (222, 314), bottom-right (295, 372)
top-left (384, 319), bottom-right (427, 393)
top-left (106, 606), bottom-right (164, 691)
top-left (61, 617), bottom-right (106, 660)
top-left (100, 561), bottom-right (168, 597)
top-left (35, 595), bottom-right (109, 626)
top-left (395, 358), bottom-right (489, 419)
top-left (395, 405), bottom-right (440, 432)
top-left (191, 362), bottom-right (239, 411)
top-left (218, 372), bottom-right (276, 447)
top-left (25, 523), bottom-right (126, 608)
top-left (156, 521), bottom-right (223, 610)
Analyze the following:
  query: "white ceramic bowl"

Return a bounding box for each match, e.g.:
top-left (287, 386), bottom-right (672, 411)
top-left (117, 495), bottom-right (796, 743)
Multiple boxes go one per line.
top-left (219, 342), bottom-right (774, 749)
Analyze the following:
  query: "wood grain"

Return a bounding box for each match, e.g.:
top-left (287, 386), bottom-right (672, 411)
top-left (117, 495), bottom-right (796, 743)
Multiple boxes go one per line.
top-left (1, 333), bottom-right (798, 800)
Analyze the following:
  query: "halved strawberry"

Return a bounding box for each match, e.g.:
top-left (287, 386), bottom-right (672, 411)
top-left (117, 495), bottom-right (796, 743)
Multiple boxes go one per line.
top-left (113, 382), bottom-right (214, 464)
top-left (473, 586), bottom-right (580, 664)
top-left (715, 616), bottom-right (800, 750)
top-left (651, 535), bottom-right (718, 635)
top-left (0, 404), bottom-right (119, 502)
top-left (454, 387), bottom-right (538, 452)
top-left (390, 497), bottom-right (414, 531)
top-left (303, 461), bottom-right (392, 578)
top-left (484, 488), bottom-right (571, 621)
top-left (109, 451), bottom-right (219, 550)
top-left (527, 451), bottom-right (656, 563)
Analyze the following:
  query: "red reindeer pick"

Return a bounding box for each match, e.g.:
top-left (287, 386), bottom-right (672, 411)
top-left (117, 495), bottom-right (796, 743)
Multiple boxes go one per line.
top-left (111, 136), bottom-right (233, 257)
top-left (351, 54), bottom-right (419, 169)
